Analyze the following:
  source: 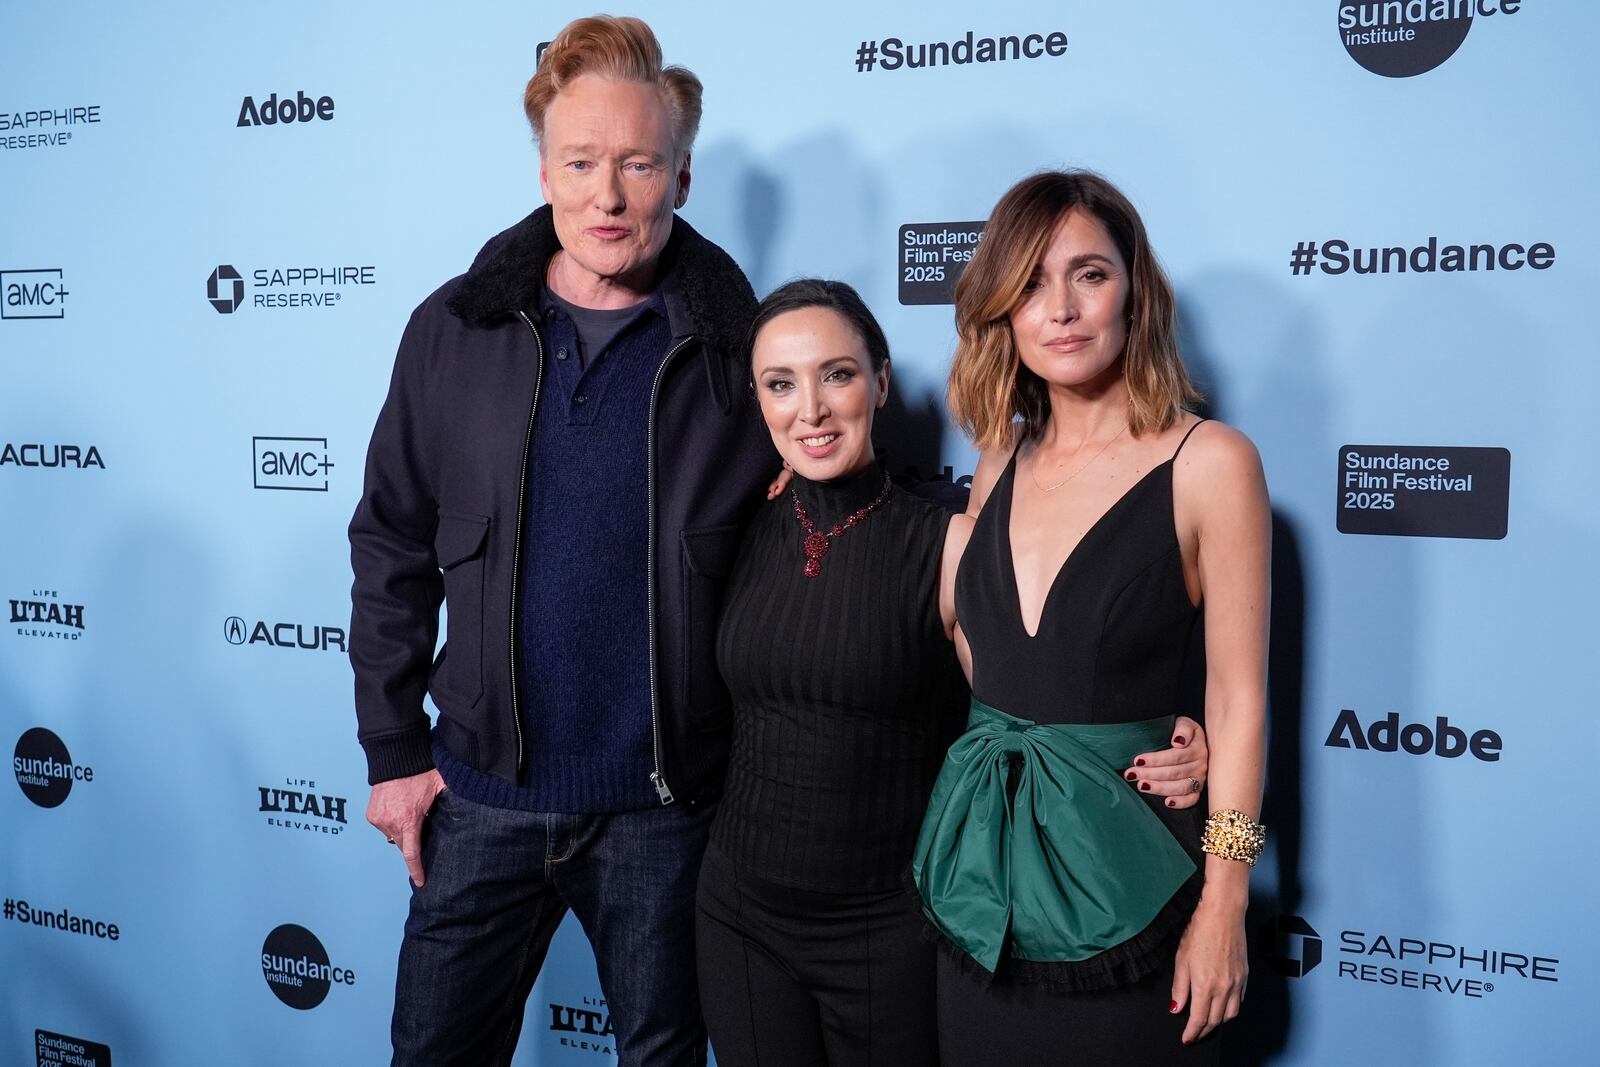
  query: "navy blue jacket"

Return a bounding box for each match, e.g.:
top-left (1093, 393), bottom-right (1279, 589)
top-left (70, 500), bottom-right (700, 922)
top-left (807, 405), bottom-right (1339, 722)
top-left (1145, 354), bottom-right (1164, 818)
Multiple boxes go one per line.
top-left (349, 207), bottom-right (772, 804)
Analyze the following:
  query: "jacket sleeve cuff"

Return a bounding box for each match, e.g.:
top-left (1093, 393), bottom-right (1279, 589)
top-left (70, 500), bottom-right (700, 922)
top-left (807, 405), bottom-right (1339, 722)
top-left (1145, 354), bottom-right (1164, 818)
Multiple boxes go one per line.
top-left (362, 727), bottom-right (437, 785)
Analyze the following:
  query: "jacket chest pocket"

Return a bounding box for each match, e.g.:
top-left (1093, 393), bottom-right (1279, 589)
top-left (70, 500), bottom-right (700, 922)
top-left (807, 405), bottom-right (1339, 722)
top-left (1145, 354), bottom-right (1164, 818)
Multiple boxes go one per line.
top-left (433, 508), bottom-right (490, 708)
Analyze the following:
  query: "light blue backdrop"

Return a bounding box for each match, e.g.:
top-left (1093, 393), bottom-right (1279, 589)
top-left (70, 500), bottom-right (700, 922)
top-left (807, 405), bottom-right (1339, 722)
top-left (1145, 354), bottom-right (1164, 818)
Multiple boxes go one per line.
top-left (4, 2), bottom-right (1595, 1064)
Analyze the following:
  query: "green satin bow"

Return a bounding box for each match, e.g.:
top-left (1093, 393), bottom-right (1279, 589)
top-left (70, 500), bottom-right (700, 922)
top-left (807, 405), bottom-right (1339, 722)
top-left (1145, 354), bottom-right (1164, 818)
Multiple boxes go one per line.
top-left (911, 700), bottom-right (1196, 972)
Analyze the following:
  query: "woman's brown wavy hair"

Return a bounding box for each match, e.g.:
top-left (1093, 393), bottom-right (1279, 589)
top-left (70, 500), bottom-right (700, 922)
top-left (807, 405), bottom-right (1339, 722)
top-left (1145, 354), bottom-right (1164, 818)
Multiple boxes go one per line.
top-left (947, 170), bottom-right (1199, 452)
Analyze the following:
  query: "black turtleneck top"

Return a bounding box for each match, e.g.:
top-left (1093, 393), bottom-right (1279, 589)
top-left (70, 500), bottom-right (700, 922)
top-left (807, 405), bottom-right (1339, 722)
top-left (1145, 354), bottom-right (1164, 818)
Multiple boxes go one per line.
top-left (710, 461), bottom-right (969, 893)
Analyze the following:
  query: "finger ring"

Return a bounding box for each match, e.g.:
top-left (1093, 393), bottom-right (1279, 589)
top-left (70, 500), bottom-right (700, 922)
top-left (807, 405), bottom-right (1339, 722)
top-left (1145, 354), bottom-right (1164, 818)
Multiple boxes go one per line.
top-left (386, 836), bottom-right (396, 844)
top-left (1188, 778), bottom-right (1201, 794)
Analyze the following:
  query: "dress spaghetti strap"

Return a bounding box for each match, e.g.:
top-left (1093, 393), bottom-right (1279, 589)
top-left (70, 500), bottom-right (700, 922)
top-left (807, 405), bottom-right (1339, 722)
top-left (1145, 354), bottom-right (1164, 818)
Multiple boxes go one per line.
top-left (1170, 417), bottom-right (1209, 461)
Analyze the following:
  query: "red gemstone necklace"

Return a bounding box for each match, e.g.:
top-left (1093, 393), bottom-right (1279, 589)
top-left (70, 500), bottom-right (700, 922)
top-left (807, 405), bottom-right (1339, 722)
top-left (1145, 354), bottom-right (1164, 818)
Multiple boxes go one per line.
top-left (790, 474), bottom-right (893, 578)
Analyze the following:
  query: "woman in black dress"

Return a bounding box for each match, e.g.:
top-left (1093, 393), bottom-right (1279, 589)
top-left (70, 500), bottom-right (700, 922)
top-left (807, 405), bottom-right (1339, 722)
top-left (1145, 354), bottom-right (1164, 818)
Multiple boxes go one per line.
top-left (915, 171), bottom-right (1269, 1063)
top-left (695, 279), bottom-right (1213, 1066)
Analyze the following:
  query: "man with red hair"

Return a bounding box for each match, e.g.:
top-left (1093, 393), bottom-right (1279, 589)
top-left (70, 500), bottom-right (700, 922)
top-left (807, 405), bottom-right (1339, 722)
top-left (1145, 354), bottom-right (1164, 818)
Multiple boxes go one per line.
top-left (349, 16), bottom-right (769, 1064)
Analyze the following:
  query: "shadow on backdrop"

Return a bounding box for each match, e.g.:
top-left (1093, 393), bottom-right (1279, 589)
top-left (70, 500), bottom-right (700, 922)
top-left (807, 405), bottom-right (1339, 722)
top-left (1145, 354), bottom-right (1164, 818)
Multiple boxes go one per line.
top-left (1178, 280), bottom-right (1318, 1065)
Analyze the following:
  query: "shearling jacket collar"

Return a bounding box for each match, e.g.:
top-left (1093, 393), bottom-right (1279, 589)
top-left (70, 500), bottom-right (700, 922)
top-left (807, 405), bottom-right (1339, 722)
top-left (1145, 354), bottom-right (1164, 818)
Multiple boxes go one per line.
top-left (446, 205), bottom-right (753, 365)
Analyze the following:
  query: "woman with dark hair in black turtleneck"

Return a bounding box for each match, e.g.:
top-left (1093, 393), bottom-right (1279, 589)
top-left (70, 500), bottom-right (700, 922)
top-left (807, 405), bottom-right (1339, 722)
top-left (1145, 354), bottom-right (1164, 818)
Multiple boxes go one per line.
top-left (694, 279), bottom-right (1210, 1067)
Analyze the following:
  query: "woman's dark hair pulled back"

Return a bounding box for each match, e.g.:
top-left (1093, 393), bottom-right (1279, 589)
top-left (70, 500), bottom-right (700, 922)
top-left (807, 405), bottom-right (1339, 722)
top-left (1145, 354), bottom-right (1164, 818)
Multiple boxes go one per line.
top-left (746, 278), bottom-right (892, 373)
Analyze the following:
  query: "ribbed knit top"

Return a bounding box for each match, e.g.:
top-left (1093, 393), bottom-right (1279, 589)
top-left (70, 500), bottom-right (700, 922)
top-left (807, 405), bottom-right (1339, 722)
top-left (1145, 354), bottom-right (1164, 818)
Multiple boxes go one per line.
top-left (710, 461), bottom-right (968, 892)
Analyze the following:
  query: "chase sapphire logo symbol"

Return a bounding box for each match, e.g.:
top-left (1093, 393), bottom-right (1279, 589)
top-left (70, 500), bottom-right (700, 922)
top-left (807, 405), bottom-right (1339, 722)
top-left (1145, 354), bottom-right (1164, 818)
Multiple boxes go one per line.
top-left (1260, 915), bottom-right (1323, 978)
top-left (224, 616), bottom-right (247, 644)
top-left (208, 265), bottom-right (244, 313)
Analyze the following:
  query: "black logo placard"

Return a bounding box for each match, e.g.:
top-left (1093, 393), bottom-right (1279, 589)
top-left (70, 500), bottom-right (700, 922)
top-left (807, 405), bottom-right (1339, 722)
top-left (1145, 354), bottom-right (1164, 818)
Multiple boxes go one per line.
top-left (1336, 445), bottom-right (1509, 539)
top-left (37, 1029), bottom-right (112, 1066)
top-left (898, 222), bottom-right (984, 305)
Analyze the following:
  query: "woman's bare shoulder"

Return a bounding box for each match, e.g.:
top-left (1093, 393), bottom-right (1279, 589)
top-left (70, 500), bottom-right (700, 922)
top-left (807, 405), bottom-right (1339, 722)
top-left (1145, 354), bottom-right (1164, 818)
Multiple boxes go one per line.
top-left (1175, 418), bottom-right (1263, 484)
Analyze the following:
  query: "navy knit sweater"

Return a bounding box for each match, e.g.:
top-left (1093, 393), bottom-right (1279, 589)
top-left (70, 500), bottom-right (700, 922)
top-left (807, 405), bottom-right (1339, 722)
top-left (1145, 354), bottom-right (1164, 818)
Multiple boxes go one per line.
top-left (434, 290), bottom-right (669, 812)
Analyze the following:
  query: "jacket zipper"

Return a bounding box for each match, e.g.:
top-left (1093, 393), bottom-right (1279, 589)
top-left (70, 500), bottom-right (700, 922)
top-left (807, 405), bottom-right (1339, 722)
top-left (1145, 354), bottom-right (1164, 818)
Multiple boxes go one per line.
top-left (509, 310), bottom-right (546, 774)
top-left (647, 335), bottom-right (696, 805)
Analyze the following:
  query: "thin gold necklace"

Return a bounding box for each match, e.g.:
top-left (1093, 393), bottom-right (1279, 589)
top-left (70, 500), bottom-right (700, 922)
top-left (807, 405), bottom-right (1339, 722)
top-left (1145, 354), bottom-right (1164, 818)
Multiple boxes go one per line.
top-left (1028, 423), bottom-right (1129, 493)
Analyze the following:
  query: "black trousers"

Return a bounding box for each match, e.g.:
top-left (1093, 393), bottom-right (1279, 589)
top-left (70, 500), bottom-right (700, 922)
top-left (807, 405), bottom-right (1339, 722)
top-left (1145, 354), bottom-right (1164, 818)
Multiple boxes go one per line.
top-left (935, 950), bottom-right (1222, 1066)
top-left (695, 843), bottom-right (937, 1067)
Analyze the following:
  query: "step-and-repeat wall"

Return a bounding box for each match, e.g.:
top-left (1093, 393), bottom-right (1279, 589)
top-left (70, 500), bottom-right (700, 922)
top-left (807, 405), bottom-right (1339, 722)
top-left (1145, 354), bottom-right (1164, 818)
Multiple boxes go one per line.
top-left (4, 2), bottom-right (1595, 1064)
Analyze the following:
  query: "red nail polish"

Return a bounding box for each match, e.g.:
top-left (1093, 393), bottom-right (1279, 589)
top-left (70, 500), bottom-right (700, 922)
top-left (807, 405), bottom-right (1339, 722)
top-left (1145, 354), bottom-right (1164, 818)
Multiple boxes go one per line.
top-left (1169, 1001), bottom-right (1178, 1013)
top-left (1166, 799), bottom-right (1176, 807)
top-left (1125, 771), bottom-right (1138, 782)
top-left (1173, 735), bottom-right (1187, 746)
top-left (1140, 782), bottom-right (1152, 792)
top-left (1135, 758), bottom-right (1146, 766)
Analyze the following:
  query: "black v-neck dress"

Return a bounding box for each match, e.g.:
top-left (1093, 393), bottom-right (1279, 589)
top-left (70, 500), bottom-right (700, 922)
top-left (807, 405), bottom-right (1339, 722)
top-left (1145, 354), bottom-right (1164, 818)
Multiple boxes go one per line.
top-left (934, 421), bottom-right (1218, 1066)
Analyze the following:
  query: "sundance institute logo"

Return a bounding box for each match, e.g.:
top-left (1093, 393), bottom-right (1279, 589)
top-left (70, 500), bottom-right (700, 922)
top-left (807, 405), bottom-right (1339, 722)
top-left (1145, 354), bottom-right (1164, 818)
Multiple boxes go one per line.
top-left (14, 727), bottom-right (93, 808)
top-left (1338, 1), bottom-right (1521, 78)
top-left (261, 924), bottom-right (355, 1009)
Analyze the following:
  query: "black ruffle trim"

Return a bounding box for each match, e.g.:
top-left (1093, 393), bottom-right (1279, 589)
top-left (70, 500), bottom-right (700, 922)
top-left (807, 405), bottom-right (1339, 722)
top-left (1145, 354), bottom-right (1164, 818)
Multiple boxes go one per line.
top-left (902, 868), bottom-right (1204, 994)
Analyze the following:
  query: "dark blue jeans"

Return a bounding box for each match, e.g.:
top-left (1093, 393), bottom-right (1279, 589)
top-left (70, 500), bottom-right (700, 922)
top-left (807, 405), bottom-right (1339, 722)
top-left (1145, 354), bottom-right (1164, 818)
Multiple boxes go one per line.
top-left (391, 789), bottom-right (715, 1067)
